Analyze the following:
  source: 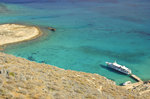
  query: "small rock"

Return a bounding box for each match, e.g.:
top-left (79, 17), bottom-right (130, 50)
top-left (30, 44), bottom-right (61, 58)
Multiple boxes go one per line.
top-left (47, 27), bottom-right (56, 31)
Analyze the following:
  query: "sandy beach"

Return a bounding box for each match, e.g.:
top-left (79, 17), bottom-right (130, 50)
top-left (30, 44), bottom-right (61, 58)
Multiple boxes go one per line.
top-left (0, 24), bottom-right (41, 46)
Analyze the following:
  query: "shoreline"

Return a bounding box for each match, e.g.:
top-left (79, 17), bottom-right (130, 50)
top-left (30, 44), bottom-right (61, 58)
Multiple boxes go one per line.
top-left (0, 24), bottom-right (150, 98)
top-left (0, 24), bottom-right (148, 86)
top-left (0, 24), bottom-right (42, 50)
top-left (0, 52), bottom-right (150, 98)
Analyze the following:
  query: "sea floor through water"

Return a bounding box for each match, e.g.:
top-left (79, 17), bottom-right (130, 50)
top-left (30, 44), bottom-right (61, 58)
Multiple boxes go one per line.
top-left (0, 0), bottom-right (150, 84)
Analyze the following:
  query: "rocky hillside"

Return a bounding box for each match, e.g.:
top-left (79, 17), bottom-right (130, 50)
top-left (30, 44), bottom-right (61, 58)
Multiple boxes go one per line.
top-left (0, 52), bottom-right (150, 99)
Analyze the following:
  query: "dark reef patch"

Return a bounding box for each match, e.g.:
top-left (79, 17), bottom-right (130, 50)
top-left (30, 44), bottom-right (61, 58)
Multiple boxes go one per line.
top-left (115, 16), bottom-right (144, 23)
top-left (27, 56), bottom-right (35, 61)
top-left (31, 52), bottom-right (37, 55)
top-left (31, 15), bottom-right (60, 20)
top-left (0, 3), bottom-right (10, 13)
top-left (39, 61), bottom-right (46, 63)
top-left (127, 30), bottom-right (150, 37)
top-left (0, 0), bottom-right (119, 4)
top-left (0, 0), bottom-right (41, 4)
top-left (79, 46), bottom-right (146, 63)
top-left (69, 0), bottom-right (118, 3)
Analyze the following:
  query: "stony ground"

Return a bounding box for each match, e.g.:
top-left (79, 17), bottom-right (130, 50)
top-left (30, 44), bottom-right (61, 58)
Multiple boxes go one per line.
top-left (0, 52), bottom-right (150, 99)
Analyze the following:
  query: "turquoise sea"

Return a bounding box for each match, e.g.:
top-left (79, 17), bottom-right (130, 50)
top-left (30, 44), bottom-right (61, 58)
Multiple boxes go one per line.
top-left (0, 0), bottom-right (150, 84)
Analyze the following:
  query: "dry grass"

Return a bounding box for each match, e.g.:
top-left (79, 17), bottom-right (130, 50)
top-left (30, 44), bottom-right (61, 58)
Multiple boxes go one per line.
top-left (0, 52), bottom-right (150, 99)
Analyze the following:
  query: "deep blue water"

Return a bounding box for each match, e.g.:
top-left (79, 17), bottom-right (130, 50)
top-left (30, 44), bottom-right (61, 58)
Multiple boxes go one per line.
top-left (0, 0), bottom-right (150, 84)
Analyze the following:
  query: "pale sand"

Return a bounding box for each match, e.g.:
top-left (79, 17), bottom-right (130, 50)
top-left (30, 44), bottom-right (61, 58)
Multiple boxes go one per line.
top-left (121, 81), bottom-right (143, 89)
top-left (0, 24), bottom-right (41, 46)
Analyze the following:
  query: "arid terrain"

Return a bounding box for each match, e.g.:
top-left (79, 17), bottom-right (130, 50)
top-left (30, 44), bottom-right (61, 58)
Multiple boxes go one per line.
top-left (0, 52), bottom-right (150, 99)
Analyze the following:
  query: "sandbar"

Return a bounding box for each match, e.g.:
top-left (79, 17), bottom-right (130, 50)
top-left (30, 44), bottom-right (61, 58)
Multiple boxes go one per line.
top-left (0, 24), bottom-right (41, 46)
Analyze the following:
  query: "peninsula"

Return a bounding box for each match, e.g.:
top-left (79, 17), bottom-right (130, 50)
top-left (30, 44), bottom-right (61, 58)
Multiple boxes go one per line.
top-left (0, 24), bottom-right (41, 46)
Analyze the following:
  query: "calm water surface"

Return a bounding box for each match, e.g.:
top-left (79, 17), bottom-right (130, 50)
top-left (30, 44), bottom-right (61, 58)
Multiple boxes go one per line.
top-left (0, 0), bottom-right (150, 84)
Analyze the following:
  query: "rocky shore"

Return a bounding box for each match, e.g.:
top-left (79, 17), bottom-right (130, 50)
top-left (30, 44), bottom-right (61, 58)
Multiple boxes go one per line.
top-left (0, 24), bottom-right (150, 98)
top-left (0, 52), bottom-right (150, 99)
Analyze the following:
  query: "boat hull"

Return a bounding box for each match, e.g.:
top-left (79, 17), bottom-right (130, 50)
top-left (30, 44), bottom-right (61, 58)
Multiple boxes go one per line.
top-left (108, 65), bottom-right (130, 75)
top-left (106, 62), bottom-right (131, 75)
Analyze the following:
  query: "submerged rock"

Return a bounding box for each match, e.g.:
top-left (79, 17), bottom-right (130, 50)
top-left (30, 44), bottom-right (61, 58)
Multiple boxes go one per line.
top-left (47, 27), bottom-right (56, 31)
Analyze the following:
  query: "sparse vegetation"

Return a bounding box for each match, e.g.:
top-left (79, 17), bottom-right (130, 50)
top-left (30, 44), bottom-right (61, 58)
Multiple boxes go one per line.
top-left (0, 52), bottom-right (150, 99)
top-left (9, 72), bottom-right (15, 77)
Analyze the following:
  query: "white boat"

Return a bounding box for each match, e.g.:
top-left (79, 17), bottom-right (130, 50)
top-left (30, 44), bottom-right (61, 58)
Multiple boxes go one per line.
top-left (122, 81), bottom-right (132, 86)
top-left (106, 61), bottom-right (132, 75)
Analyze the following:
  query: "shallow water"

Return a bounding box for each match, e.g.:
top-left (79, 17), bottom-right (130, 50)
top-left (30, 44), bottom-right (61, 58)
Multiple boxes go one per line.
top-left (0, 0), bottom-right (150, 84)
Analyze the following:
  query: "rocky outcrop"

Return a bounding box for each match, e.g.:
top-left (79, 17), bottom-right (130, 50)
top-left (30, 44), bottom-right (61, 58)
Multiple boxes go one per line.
top-left (47, 27), bottom-right (56, 31)
top-left (0, 52), bottom-right (150, 99)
